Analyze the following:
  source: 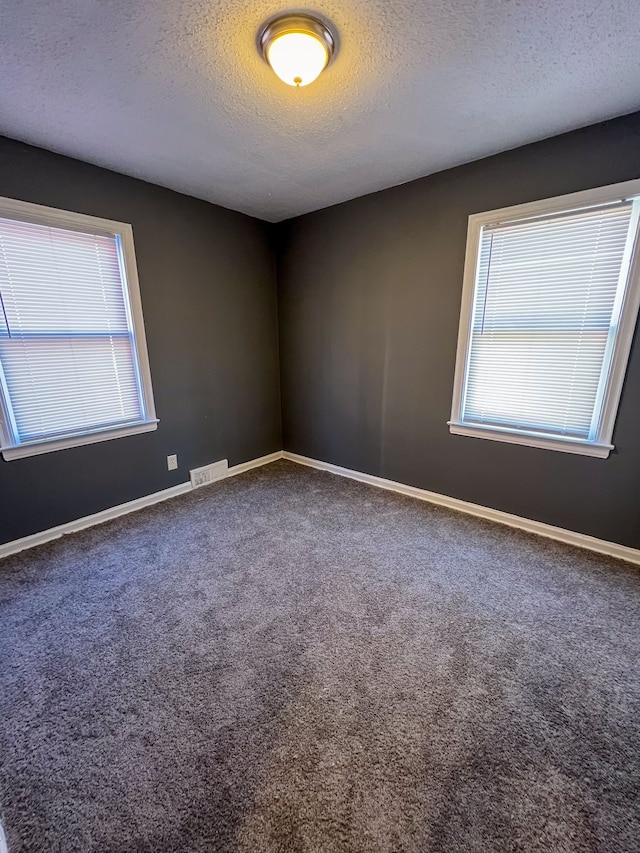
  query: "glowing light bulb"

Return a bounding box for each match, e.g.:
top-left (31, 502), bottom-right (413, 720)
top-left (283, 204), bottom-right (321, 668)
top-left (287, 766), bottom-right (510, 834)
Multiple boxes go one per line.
top-left (259, 15), bottom-right (336, 88)
top-left (267, 31), bottom-right (329, 87)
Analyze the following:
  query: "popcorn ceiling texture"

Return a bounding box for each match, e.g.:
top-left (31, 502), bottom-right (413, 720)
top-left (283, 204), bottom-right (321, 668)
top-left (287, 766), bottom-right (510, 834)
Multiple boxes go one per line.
top-left (0, 0), bottom-right (640, 220)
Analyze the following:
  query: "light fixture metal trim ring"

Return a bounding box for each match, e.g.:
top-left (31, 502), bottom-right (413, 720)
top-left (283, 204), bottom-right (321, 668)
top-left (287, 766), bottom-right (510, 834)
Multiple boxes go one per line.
top-left (259, 13), bottom-right (337, 67)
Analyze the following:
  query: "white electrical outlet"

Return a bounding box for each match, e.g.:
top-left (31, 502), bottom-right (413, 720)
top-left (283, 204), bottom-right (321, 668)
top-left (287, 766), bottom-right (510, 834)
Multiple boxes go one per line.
top-left (167, 454), bottom-right (178, 471)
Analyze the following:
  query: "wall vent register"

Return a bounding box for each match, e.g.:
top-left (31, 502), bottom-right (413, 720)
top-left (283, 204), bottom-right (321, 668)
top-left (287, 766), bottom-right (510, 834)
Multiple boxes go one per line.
top-left (0, 197), bottom-right (157, 460)
top-left (450, 179), bottom-right (640, 458)
top-left (190, 460), bottom-right (228, 488)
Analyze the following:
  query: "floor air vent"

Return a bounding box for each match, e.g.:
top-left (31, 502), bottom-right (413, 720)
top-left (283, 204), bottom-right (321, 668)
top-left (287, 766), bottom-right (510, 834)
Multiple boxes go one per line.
top-left (190, 459), bottom-right (228, 489)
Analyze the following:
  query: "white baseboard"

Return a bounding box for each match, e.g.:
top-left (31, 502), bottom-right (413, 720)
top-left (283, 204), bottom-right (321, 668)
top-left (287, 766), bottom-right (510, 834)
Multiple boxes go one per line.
top-left (0, 482), bottom-right (192, 560)
top-left (0, 450), bottom-right (284, 560)
top-left (5, 447), bottom-right (638, 567)
top-left (282, 451), bottom-right (640, 566)
top-left (227, 450), bottom-right (283, 477)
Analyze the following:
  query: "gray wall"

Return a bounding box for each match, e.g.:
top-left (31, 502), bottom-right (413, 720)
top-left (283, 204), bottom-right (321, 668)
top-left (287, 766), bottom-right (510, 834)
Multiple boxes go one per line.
top-left (277, 112), bottom-right (640, 548)
top-left (0, 137), bottom-right (281, 545)
top-left (4, 112), bottom-right (640, 550)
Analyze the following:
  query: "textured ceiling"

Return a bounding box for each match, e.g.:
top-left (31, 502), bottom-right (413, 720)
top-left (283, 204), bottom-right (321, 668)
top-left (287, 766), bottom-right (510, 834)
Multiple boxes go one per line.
top-left (1, 1), bottom-right (640, 221)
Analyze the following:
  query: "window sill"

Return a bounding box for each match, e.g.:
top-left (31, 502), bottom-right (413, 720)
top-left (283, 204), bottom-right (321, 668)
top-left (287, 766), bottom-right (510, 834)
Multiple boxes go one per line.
top-left (448, 421), bottom-right (613, 458)
top-left (1, 419), bottom-right (159, 461)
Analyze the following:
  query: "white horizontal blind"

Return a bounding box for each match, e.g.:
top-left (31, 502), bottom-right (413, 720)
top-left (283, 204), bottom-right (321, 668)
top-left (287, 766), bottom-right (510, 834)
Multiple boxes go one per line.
top-left (461, 202), bottom-right (635, 439)
top-left (0, 217), bottom-right (145, 445)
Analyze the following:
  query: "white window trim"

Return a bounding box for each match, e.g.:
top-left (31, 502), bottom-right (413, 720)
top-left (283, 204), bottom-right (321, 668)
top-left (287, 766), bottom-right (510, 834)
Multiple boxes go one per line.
top-left (449, 178), bottom-right (640, 459)
top-left (0, 196), bottom-right (158, 461)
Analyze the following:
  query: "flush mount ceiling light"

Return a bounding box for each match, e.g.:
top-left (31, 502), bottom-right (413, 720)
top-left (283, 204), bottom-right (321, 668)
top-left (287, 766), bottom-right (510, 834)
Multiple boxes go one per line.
top-left (259, 13), bottom-right (336, 88)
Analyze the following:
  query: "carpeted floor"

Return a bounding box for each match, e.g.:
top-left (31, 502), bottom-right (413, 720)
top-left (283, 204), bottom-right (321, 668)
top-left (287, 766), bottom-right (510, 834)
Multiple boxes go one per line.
top-left (1, 460), bottom-right (640, 852)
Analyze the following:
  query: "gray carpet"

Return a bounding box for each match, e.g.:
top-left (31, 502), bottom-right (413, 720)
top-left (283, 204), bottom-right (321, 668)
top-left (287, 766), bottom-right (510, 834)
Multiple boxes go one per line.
top-left (1, 460), bottom-right (640, 852)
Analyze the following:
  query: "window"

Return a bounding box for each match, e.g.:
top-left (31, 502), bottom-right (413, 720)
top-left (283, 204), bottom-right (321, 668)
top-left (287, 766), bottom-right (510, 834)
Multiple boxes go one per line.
top-left (449, 180), bottom-right (640, 458)
top-left (0, 197), bottom-right (157, 460)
